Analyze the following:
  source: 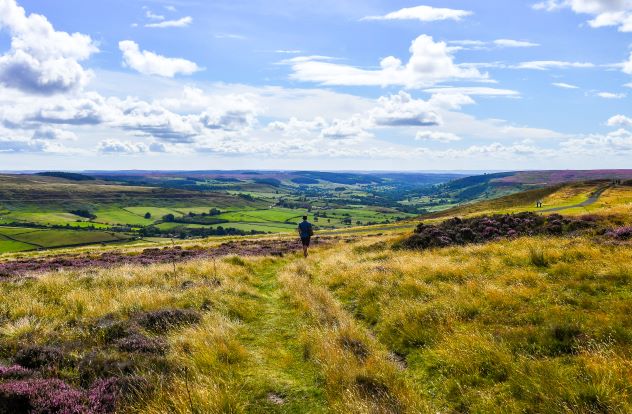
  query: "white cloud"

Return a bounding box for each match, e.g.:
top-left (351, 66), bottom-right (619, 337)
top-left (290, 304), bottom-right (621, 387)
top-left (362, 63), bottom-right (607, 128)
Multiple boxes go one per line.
top-left (275, 50), bottom-right (302, 54)
top-left (448, 39), bottom-right (539, 51)
top-left (624, 52), bottom-right (632, 74)
top-left (552, 82), bottom-right (580, 89)
top-left (515, 60), bottom-right (595, 70)
top-left (98, 139), bottom-right (149, 154)
top-left (0, 0), bottom-right (98, 94)
top-left (562, 128), bottom-right (632, 155)
top-left (266, 117), bottom-right (326, 135)
top-left (285, 35), bottom-right (487, 88)
top-left (32, 126), bottom-right (77, 141)
top-left (415, 130), bottom-right (461, 142)
top-left (596, 91), bottom-right (626, 98)
top-left (361, 5), bottom-right (472, 22)
top-left (214, 33), bottom-right (247, 40)
top-left (533, 0), bottom-right (632, 32)
top-left (119, 40), bottom-right (201, 77)
top-left (493, 39), bottom-right (540, 48)
top-left (607, 114), bottom-right (632, 126)
top-left (625, 82), bottom-right (632, 88)
top-left (369, 91), bottom-right (444, 127)
top-left (145, 16), bottom-right (192, 28)
top-left (145, 10), bottom-right (165, 21)
top-left (320, 116), bottom-right (371, 140)
top-left (423, 86), bottom-right (520, 96)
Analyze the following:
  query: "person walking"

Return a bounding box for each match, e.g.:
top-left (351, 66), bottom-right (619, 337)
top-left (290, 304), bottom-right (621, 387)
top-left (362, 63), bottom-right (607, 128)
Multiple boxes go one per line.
top-left (297, 215), bottom-right (314, 258)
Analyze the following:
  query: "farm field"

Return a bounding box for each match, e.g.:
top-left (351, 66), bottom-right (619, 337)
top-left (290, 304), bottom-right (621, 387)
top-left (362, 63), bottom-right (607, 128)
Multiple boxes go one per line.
top-left (0, 227), bottom-right (131, 251)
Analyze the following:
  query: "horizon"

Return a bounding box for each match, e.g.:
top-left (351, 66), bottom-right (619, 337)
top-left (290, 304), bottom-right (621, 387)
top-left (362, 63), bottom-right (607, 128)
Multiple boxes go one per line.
top-left (1, 0), bottom-right (632, 170)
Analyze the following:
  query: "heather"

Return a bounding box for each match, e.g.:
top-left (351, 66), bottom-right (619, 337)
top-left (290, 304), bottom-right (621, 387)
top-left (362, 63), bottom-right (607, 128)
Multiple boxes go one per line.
top-left (399, 212), bottom-right (601, 250)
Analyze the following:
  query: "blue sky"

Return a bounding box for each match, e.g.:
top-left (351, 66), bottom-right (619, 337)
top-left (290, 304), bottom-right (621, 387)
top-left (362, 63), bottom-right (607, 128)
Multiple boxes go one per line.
top-left (0, 0), bottom-right (631, 171)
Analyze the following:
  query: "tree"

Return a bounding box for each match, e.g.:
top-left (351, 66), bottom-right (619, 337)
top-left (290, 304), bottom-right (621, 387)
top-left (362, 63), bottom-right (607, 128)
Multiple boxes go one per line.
top-left (163, 213), bottom-right (175, 222)
top-left (144, 212), bottom-right (151, 219)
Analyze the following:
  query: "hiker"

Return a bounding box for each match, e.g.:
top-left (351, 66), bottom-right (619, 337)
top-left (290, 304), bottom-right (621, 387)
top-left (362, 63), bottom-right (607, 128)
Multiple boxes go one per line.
top-left (297, 215), bottom-right (314, 257)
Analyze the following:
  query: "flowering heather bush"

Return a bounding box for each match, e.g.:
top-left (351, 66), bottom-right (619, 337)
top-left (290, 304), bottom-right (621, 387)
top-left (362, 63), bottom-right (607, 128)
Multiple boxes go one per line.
top-left (135, 308), bottom-right (201, 333)
top-left (13, 345), bottom-right (65, 369)
top-left (0, 378), bottom-right (87, 414)
top-left (115, 333), bottom-right (167, 354)
top-left (606, 226), bottom-right (632, 240)
top-left (88, 376), bottom-right (148, 414)
top-left (0, 364), bottom-right (32, 379)
top-left (399, 212), bottom-right (599, 250)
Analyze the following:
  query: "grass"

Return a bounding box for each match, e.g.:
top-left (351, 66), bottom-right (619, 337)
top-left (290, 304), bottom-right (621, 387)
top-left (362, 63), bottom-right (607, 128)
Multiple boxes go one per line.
top-left (1, 228), bottom-right (128, 249)
top-left (2, 225), bottom-right (632, 412)
top-left (0, 234), bottom-right (37, 253)
top-left (93, 209), bottom-right (155, 226)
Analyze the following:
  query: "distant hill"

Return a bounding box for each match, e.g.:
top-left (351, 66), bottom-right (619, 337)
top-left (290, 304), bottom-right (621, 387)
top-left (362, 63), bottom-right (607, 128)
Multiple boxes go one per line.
top-left (36, 172), bottom-right (96, 181)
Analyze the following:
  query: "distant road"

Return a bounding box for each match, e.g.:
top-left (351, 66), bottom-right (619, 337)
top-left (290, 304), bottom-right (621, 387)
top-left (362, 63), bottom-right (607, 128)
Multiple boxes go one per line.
top-left (539, 185), bottom-right (610, 213)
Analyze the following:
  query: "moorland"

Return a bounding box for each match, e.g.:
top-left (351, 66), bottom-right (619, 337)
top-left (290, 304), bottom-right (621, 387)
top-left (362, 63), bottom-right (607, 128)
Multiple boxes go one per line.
top-left (1, 170), bottom-right (632, 412)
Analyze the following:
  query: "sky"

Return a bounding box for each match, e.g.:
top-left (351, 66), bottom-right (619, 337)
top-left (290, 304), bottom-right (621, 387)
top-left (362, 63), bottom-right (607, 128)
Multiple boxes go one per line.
top-left (0, 0), bottom-right (632, 171)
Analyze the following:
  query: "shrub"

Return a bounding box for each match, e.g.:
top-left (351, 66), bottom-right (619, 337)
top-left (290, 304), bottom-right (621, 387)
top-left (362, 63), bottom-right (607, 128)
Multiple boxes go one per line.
top-left (606, 226), bottom-right (632, 240)
top-left (0, 378), bottom-right (87, 414)
top-left (399, 212), bottom-right (600, 250)
top-left (0, 365), bottom-right (32, 380)
top-left (115, 334), bottom-right (167, 355)
top-left (135, 309), bottom-right (201, 333)
top-left (14, 345), bottom-right (66, 369)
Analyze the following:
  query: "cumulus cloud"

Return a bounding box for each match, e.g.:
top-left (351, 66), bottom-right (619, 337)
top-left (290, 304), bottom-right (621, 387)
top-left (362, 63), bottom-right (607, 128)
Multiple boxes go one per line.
top-left (552, 82), bottom-right (580, 89)
top-left (361, 5), bottom-right (472, 22)
top-left (562, 129), bottom-right (632, 155)
top-left (0, 0), bottom-right (98, 94)
top-left (32, 126), bottom-right (77, 141)
top-left (97, 139), bottom-right (149, 154)
top-left (320, 116), bottom-right (371, 140)
top-left (607, 114), bottom-right (632, 126)
top-left (415, 131), bottom-right (461, 142)
top-left (369, 91), bottom-right (443, 127)
top-left (285, 35), bottom-right (487, 88)
top-left (119, 40), bottom-right (201, 77)
top-left (533, 0), bottom-right (632, 32)
top-left (145, 16), bottom-right (192, 28)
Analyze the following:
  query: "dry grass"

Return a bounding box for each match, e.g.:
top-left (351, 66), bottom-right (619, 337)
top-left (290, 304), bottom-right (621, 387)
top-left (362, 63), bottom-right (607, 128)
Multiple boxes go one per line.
top-left (1, 208), bottom-right (632, 412)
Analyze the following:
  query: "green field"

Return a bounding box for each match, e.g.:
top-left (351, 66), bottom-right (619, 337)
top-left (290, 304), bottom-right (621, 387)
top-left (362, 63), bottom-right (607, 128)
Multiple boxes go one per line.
top-left (0, 227), bottom-right (130, 250)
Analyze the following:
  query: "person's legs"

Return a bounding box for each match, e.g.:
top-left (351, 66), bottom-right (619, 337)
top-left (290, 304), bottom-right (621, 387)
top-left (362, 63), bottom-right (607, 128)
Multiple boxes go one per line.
top-left (301, 236), bottom-right (310, 257)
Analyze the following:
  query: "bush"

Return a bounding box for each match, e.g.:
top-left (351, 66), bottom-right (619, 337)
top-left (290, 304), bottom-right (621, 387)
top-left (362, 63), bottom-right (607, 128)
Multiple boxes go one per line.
top-left (399, 212), bottom-right (600, 250)
top-left (0, 378), bottom-right (87, 414)
top-left (135, 309), bottom-right (201, 333)
top-left (14, 345), bottom-right (66, 369)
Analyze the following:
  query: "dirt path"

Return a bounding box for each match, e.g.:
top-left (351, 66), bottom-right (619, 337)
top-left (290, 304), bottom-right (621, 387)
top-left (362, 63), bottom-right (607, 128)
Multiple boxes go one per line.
top-left (539, 185), bottom-right (610, 213)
